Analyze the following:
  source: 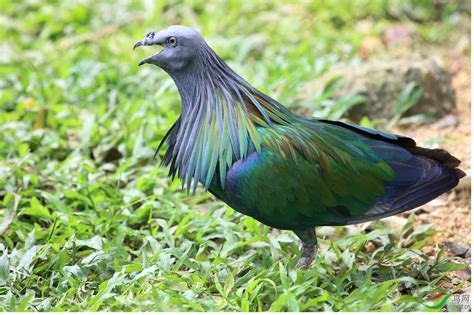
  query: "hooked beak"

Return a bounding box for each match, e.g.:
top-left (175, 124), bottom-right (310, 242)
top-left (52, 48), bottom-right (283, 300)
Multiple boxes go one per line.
top-left (133, 31), bottom-right (164, 66)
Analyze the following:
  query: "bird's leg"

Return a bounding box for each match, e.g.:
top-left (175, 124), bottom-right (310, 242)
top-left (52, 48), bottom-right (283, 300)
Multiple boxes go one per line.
top-left (293, 228), bottom-right (317, 269)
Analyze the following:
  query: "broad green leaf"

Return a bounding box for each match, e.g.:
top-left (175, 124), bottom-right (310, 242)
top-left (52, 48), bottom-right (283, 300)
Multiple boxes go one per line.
top-left (19, 197), bottom-right (51, 220)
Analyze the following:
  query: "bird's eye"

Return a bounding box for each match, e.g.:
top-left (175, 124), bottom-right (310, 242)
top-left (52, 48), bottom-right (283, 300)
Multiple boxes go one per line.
top-left (167, 36), bottom-right (177, 47)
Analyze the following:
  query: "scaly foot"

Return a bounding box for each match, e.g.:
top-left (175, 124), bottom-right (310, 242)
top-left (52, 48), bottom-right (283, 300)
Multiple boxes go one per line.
top-left (295, 243), bottom-right (316, 268)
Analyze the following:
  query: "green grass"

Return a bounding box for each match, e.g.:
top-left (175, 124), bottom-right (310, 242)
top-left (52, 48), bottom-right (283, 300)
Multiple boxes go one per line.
top-left (0, 0), bottom-right (469, 311)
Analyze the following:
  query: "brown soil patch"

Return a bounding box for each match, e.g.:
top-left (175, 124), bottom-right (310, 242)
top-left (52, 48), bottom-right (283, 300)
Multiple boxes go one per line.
top-left (394, 50), bottom-right (471, 249)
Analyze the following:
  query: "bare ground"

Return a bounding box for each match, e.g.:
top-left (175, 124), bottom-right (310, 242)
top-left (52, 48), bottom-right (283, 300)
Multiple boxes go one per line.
top-left (388, 37), bottom-right (471, 298)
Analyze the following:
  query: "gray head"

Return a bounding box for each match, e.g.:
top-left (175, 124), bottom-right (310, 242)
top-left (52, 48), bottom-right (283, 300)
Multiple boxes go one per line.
top-left (134, 24), bottom-right (252, 109)
top-left (134, 25), bottom-right (207, 74)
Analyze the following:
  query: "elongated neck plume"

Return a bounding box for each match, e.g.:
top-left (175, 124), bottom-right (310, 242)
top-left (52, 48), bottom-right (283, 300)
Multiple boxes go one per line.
top-left (158, 42), bottom-right (295, 193)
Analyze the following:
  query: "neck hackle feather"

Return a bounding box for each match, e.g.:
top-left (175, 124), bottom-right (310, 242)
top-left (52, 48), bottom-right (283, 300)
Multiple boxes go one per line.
top-left (155, 41), bottom-right (304, 193)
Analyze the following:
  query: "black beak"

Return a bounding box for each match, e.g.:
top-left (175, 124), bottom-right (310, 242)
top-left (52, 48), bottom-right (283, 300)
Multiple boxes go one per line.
top-left (133, 31), bottom-right (164, 66)
top-left (138, 56), bottom-right (153, 66)
top-left (134, 39), bottom-right (153, 66)
top-left (133, 40), bottom-right (146, 50)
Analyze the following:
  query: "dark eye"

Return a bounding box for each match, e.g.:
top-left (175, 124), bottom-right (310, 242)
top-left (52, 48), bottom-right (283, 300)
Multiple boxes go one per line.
top-left (167, 36), bottom-right (177, 47)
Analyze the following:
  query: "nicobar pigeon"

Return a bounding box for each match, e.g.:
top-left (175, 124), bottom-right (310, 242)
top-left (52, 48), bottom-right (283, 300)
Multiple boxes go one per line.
top-left (134, 25), bottom-right (465, 268)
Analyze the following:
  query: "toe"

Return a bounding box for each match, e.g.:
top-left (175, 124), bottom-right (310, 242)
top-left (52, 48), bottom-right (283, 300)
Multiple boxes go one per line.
top-left (295, 257), bottom-right (312, 269)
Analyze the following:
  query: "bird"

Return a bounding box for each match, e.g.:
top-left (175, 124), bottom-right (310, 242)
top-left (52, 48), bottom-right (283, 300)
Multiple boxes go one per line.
top-left (133, 25), bottom-right (465, 268)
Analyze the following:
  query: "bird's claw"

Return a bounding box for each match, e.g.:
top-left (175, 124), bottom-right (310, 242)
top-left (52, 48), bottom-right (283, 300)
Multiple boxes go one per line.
top-left (295, 257), bottom-right (314, 269)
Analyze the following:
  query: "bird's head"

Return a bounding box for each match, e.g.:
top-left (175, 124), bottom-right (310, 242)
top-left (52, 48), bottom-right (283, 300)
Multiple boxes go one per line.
top-left (134, 25), bottom-right (205, 74)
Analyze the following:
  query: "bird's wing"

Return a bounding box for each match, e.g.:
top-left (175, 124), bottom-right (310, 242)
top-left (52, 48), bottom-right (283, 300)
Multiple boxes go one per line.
top-left (221, 120), bottom-right (459, 229)
top-left (315, 118), bottom-right (417, 147)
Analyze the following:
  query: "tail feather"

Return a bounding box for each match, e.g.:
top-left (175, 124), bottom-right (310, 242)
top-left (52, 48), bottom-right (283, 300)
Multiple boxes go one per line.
top-left (379, 157), bottom-right (458, 212)
top-left (408, 146), bottom-right (465, 173)
top-left (342, 153), bottom-right (461, 225)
